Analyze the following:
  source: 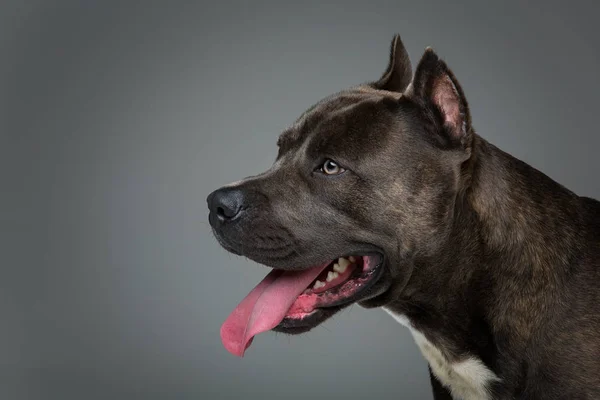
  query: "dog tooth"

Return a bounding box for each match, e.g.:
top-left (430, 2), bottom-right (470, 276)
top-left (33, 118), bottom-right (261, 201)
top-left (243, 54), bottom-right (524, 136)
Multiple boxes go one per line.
top-left (349, 256), bottom-right (356, 263)
top-left (338, 257), bottom-right (351, 270)
top-left (313, 280), bottom-right (325, 289)
top-left (333, 263), bottom-right (347, 273)
top-left (326, 271), bottom-right (339, 282)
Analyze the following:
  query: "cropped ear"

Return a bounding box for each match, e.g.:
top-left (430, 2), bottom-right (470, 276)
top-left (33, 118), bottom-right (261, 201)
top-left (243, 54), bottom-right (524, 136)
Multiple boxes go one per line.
top-left (371, 34), bottom-right (413, 93)
top-left (409, 48), bottom-right (472, 148)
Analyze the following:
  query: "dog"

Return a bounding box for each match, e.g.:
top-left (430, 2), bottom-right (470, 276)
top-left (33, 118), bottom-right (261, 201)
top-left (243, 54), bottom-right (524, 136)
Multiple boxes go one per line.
top-left (207, 34), bottom-right (600, 399)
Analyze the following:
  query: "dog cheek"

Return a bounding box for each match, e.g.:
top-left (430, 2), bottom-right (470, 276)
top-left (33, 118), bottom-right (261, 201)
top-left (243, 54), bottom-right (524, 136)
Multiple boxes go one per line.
top-left (270, 199), bottom-right (344, 244)
top-left (377, 180), bottom-right (456, 254)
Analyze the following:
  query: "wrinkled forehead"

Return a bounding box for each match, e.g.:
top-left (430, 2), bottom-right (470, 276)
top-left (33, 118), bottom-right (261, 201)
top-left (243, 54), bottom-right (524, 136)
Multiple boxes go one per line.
top-left (277, 87), bottom-right (404, 162)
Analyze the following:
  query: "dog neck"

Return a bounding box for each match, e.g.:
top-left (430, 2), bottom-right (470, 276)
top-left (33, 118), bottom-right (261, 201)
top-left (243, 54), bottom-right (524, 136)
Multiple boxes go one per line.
top-left (385, 134), bottom-right (586, 364)
top-left (466, 135), bottom-right (584, 275)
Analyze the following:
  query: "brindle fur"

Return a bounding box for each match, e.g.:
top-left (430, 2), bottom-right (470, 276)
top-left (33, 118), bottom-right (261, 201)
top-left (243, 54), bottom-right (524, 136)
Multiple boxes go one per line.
top-left (208, 35), bottom-right (600, 399)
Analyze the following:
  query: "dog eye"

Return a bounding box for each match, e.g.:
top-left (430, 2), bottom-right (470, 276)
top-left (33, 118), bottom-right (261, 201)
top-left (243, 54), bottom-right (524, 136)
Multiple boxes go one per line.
top-left (320, 159), bottom-right (345, 175)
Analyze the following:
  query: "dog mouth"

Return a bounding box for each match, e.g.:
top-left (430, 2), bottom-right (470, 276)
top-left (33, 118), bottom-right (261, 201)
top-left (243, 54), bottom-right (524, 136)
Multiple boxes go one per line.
top-left (281, 254), bottom-right (382, 319)
top-left (220, 253), bottom-right (384, 357)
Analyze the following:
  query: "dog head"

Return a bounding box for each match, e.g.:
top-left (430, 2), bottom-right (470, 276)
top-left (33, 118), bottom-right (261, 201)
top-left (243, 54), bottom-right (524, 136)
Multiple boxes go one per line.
top-left (208, 34), bottom-right (474, 356)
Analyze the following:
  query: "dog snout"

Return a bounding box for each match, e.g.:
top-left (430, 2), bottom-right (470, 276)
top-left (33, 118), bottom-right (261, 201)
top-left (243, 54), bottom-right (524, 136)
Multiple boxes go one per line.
top-left (207, 187), bottom-right (247, 226)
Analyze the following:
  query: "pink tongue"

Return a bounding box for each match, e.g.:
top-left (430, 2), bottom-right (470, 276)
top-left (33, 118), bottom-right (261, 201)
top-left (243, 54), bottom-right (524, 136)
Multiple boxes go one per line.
top-left (220, 263), bottom-right (329, 357)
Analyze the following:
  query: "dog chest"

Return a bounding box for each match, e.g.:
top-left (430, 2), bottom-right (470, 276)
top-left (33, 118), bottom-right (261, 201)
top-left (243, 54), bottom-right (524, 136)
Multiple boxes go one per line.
top-left (383, 308), bottom-right (499, 400)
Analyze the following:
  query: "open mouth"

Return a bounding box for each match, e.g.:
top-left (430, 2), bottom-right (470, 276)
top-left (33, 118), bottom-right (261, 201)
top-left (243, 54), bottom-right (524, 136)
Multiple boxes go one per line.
top-left (283, 254), bottom-right (382, 319)
top-left (220, 253), bottom-right (384, 357)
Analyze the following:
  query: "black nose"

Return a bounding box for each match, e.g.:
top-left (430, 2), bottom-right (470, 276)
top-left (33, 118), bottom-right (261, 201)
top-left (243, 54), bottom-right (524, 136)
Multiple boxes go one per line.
top-left (207, 187), bottom-right (246, 224)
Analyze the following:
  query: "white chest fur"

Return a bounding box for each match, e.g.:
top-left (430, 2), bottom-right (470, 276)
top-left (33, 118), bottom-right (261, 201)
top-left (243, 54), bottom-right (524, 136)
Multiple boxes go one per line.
top-left (383, 308), bottom-right (499, 400)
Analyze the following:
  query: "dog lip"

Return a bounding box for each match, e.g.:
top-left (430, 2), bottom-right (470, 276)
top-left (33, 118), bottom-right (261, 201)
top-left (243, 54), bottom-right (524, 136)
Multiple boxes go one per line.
top-left (274, 308), bottom-right (339, 332)
top-left (211, 230), bottom-right (243, 256)
top-left (272, 249), bottom-right (384, 272)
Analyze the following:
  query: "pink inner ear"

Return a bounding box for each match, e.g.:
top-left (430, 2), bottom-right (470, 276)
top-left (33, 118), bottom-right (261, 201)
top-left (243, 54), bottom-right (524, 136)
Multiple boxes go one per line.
top-left (432, 75), bottom-right (463, 136)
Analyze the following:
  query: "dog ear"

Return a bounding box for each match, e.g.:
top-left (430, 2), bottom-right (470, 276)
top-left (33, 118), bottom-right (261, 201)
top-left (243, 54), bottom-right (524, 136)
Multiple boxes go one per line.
top-left (409, 48), bottom-right (472, 148)
top-left (372, 34), bottom-right (412, 93)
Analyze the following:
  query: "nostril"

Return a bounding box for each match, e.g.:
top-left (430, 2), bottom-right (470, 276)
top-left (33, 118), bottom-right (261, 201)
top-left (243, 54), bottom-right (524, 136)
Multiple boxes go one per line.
top-left (208, 187), bottom-right (246, 224)
top-left (216, 203), bottom-right (242, 221)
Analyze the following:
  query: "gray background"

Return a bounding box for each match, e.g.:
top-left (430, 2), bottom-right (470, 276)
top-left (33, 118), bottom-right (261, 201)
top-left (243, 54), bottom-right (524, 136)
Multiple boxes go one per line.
top-left (2, 1), bottom-right (599, 399)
